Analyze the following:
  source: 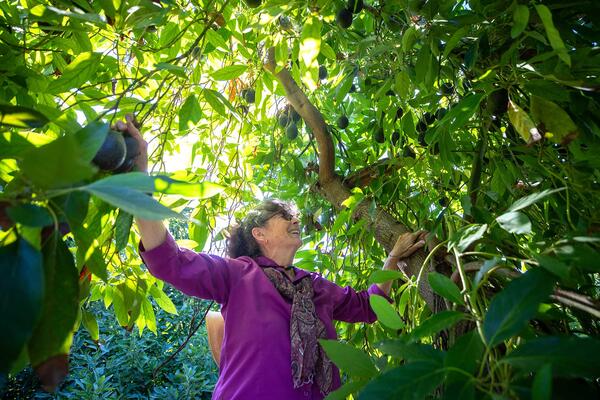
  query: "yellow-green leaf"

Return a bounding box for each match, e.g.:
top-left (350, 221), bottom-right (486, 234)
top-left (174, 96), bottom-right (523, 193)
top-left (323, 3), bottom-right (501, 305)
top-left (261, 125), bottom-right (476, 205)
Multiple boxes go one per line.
top-left (299, 15), bottom-right (322, 89)
top-left (507, 100), bottom-right (541, 144)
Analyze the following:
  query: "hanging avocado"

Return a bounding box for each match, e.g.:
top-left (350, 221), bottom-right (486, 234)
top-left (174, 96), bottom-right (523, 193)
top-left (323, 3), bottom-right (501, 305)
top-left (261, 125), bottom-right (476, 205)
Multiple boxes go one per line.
top-left (92, 130), bottom-right (127, 171)
top-left (114, 135), bottom-right (140, 173)
top-left (336, 9), bottom-right (353, 29)
top-left (286, 124), bottom-right (298, 140)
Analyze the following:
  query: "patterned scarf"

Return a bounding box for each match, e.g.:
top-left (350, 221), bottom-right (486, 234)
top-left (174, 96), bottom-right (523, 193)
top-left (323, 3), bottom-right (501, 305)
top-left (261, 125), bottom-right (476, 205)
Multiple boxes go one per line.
top-left (262, 267), bottom-right (333, 395)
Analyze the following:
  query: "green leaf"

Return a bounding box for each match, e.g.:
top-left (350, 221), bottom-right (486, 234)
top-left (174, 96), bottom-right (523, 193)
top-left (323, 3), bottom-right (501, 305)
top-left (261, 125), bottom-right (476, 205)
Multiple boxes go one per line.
top-left (0, 238), bottom-right (44, 373)
top-left (149, 285), bottom-right (178, 315)
top-left (115, 209), bottom-right (133, 251)
top-left (532, 364), bottom-right (552, 400)
top-left (370, 295), bottom-right (404, 329)
top-left (440, 93), bottom-right (485, 130)
top-left (511, 5), bottom-right (529, 38)
top-left (359, 361), bottom-right (445, 400)
top-left (530, 96), bottom-right (579, 144)
top-left (320, 42), bottom-right (336, 61)
top-left (428, 272), bottom-right (465, 305)
top-left (409, 311), bottom-right (465, 341)
top-left (138, 297), bottom-right (157, 335)
top-left (496, 211), bottom-right (532, 234)
top-left (210, 65), bottom-right (248, 81)
top-left (534, 255), bottom-right (570, 281)
top-left (179, 94), bottom-right (202, 130)
top-left (72, 122), bottom-right (110, 163)
top-left (28, 233), bottom-right (79, 366)
top-left (507, 188), bottom-right (565, 213)
top-left (378, 340), bottom-right (445, 364)
top-left (299, 15), bottom-right (322, 88)
top-left (449, 224), bottom-right (488, 252)
top-left (202, 88), bottom-right (227, 116)
top-left (0, 104), bottom-right (49, 129)
top-left (19, 134), bottom-right (96, 189)
top-left (443, 27), bottom-right (469, 58)
top-left (205, 29), bottom-right (229, 52)
top-left (415, 42), bottom-right (435, 90)
top-left (48, 52), bottom-right (102, 94)
top-left (81, 309), bottom-right (99, 341)
top-left (83, 186), bottom-right (182, 220)
top-left (88, 173), bottom-right (226, 199)
top-left (445, 331), bottom-right (484, 376)
top-left (154, 177), bottom-right (226, 199)
top-left (368, 270), bottom-right (404, 284)
top-left (535, 5), bottom-right (570, 66)
top-left (319, 340), bottom-right (378, 379)
top-left (503, 336), bottom-right (600, 378)
top-left (483, 268), bottom-right (556, 347)
top-left (325, 379), bottom-right (368, 400)
top-left (6, 204), bottom-right (53, 227)
top-left (0, 131), bottom-right (38, 159)
top-left (155, 62), bottom-right (186, 78)
top-left (507, 100), bottom-right (541, 144)
top-left (87, 172), bottom-right (156, 192)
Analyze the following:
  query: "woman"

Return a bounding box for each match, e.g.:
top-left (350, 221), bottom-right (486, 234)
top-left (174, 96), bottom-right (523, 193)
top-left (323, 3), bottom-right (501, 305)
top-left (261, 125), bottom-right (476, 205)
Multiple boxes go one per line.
top-left (118, 115), bottom-right (426, 399)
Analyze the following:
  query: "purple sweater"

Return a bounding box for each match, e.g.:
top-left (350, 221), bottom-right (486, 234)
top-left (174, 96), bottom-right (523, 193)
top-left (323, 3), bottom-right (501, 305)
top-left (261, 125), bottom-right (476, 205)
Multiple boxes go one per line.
top-left (140, 232), bottom-right (388, 400)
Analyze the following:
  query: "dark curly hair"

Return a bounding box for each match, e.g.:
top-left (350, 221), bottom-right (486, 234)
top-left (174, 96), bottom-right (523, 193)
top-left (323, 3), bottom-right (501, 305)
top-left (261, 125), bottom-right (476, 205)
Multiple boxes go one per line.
top-left (226, 199), bottom-right (298, 258)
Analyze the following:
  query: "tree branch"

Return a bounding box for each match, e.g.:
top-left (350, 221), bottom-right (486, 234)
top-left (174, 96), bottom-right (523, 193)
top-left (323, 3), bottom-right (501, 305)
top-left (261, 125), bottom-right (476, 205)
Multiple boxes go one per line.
top-left (264, 48), bottom-right (443, 312)
top-left (264, 49), bottom-right (336, 184)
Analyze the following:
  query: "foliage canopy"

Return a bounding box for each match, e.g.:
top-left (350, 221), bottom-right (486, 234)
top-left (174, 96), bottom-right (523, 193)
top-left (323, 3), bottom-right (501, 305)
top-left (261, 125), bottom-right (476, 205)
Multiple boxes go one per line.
top-left (1, 0), bottom-right (600, 398)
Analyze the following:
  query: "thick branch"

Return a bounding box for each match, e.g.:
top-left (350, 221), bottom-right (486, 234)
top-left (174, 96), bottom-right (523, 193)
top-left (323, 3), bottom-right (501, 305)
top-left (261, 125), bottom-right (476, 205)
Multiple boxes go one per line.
top-left (264, 49), bottom-right (336, 183)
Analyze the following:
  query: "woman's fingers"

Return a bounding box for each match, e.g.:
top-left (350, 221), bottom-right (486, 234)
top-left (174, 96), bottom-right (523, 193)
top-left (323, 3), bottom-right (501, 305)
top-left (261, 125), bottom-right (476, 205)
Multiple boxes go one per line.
top-left (390, 230), bottom-right (429, 258)
top-left (113, 113), bottom-right (148, 172)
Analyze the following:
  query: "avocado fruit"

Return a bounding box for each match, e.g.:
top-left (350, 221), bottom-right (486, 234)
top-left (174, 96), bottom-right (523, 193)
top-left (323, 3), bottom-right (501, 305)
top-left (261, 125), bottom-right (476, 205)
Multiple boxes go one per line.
top-left (92, 130), bottom-right (127, 171)
top-left (337, 9), bottom-right (353, 28)
top-left (245, 0), bottom-right (261, 8)
top-left (374, 127), bottom-right (385, 143)
top-left (241, 88), bottom-right (256, 104)
top-left (319, 65), bottom-right (328, 80)
top-left (114, 135), bottom-right (140, 173)
top-left (278, 114), bottom-right (290, 127)
top-left (286, 124), bottom-right (298, 140)
top-left (441, 82), bottom-right (455, 95)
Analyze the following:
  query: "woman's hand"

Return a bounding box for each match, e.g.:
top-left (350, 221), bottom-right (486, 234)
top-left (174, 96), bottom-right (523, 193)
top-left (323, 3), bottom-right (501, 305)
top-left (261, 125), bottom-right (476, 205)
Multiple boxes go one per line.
top-left (376, 231), bottom-right (428, 296)
top-left (114, 113), bottom-right (148, 173)
top-left (114, 114), bottom-right (167, 250)
top-left (388, 231), bottom-right (428, 263)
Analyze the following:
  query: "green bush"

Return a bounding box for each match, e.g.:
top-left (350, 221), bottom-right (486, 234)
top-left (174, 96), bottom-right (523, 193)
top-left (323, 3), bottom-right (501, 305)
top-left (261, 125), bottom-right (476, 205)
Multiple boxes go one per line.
top-left (2, 288), bottom-right (218, 399)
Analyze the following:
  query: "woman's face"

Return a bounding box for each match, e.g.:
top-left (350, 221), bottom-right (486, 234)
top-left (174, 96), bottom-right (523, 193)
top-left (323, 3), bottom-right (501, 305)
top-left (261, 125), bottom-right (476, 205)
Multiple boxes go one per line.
top-left (260, 213), bottom-right (302, 251)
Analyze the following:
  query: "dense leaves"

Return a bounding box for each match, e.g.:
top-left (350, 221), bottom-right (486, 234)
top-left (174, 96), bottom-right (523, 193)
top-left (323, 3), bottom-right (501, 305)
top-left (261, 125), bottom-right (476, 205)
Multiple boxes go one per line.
top-left (1, 0), bottom-right (599, 398)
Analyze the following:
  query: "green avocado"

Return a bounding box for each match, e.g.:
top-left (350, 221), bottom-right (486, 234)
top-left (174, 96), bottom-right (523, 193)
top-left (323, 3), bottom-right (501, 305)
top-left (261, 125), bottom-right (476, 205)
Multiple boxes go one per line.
top-left (286, 124), bottom-right (299, 140)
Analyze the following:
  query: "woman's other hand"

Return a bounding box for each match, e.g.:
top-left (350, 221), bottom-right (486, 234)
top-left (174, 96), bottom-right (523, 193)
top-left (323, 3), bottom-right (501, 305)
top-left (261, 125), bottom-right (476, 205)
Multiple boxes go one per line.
top-left (388, 231), bottom-right (427, 263)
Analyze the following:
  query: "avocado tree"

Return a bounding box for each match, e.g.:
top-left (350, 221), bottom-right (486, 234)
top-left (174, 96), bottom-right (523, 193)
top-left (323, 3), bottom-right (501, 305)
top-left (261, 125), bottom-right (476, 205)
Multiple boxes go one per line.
top-left (1, 0), bottom-right (600, 398)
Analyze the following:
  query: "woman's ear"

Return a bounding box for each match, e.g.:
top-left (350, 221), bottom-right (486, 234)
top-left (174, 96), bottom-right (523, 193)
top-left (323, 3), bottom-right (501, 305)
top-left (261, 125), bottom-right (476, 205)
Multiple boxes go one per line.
top-left (251, 226), bottom-right (266, 244)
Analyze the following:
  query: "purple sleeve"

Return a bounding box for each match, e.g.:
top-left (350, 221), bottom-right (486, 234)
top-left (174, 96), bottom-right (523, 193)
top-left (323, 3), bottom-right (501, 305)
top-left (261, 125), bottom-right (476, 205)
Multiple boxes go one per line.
top-left (139, 231), bottom-right (241, 304)
top-left (316, 277), bottom-right (393, 323)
